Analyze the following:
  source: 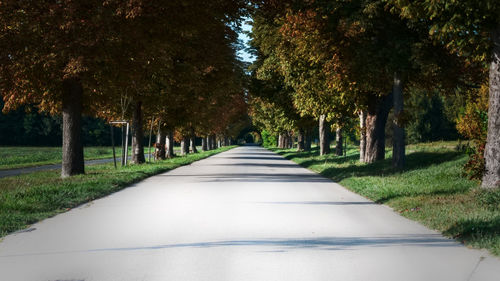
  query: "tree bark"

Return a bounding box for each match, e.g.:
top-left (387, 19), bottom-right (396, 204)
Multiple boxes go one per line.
top-left (392, 72), bottom-right (405, 169)
top-left (364, 93), bottom-right (393, 163)
top-left (206, 136), bottom-right (212, 150)
top-left (190, 129), bottom-right (198, 153)
top-left (156, 125), bottom-right (166, 160)
top-left (278, 134), bottom-right (283, 149)
top-left (131, 100), bottom-right (145, 164)
top-left (359, 110), bottom-right (367, 162)
top-left (297, 129), bottom-right (305, 151)
top-left (61, 78), bottom-right (84, 177)
top-left (180, 137), bottom-right (189, 155)
top-left (210, 134), bottom-right (216, 150)
top-left (483, 25), bottom-right (500, 188)
top-left (304, 128), bottom-right (312, 151)
top-left (335, 127), bottom-right (343, 156)
top-left (165, 130), bottom-right (174, 158)
top-left (319, 114), bottom-right (330, 155)
top-left (201, 136), bottom-right (208, 151)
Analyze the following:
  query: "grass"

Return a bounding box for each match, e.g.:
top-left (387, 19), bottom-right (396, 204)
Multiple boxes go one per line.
top-left (270, 141), bottom-right (500, 256)
top-left (0, 146), bottom-right (235, 238)
top-left (0, 146), bottom-right (117, 170)
top-left (0, 145), bottom-right (201, 170)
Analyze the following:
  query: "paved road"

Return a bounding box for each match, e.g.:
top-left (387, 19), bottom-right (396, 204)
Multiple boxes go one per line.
top-left (0, 146), bottom-right (498, 281)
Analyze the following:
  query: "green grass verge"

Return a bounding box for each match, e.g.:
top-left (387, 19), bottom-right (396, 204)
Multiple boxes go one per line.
top-left (0, 146), bottom-right (235, 238)
top-left (0, 146), bottom-right (118, 170)
top-left (0, 146), bottom-right (202, 170)
top-left (270, 141), bottom-right (500, 256)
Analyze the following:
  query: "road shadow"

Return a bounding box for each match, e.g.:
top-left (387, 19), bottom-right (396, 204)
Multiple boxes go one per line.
top-left (161, 172), bottom-right (332, 183)
top-left (0, 234), bottom-right (459, 257)
top-left (88, 235), bottom-right (457, 253)
top-left (258, 201), bottom-right (376, 205)
top-left (219, 156), bottom-right (288, 161)
top-left (212, 163), bottom-right (299, 168)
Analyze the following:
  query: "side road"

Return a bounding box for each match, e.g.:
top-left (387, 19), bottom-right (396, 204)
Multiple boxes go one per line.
top-left (0, 145), bottom-right (498, 281)
top-left (0, 149), bottom-right (187, 178)
top-left (0, 157), bottom-right (120, 178)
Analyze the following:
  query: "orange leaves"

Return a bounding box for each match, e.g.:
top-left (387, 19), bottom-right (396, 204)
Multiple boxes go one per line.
top-left (456, 83), bottom-right (489, 141)
top-left (338, 19), bottom-right (365, 38)
top-left (63, 57), bottom-right (87, 79)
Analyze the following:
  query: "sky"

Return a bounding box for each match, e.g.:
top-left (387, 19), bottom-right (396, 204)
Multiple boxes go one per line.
top-left (237, 19), bottom-right (255, 63)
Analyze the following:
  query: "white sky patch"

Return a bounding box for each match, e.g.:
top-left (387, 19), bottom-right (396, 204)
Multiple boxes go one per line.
top-left (237, 18), bottom-right (255, 63)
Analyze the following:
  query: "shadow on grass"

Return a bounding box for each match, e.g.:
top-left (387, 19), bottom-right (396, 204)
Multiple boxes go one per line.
top-left (374, 188), bottom-right (468, 204)
top-left (275, 149), bottom-right (464, 182)
top-left (444, 216), bottom-right (500, 254)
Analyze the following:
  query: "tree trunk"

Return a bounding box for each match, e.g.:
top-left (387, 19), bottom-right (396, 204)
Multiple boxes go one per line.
top-left (278, 134), bottom-right (283, 148)
top-left (131, 100), bottom-right (145, 164)
top-left (304, 128), bottom-right (312, 151)
top-left (483, 25), bottom-right (500, 189)
top-left (392, 72), bottom-right (405, 169)
top-left (180, 137), bottom-right (189, 155)
top-left (359, 110), bottom-right (367, 162)
top-left (190, 138), bottom-right (197, 152)
top-left (190, 129), bottom-right (198, 153)
top-left (156, 125), bottom-right (166, 160)
top-left (335, 127), bottom-right (343, 156)
top-left (319, 114), bottom-right (330, 155)
top-left (61, 78), bottom-right (84, 177)
top-left (210, 134), bottom-right (216, 150)
top-left (364, 93), bottom-right (393, 163)
top-left (201, 136), bottom-right (208, 151)
top-left (297, 129), bottom-right (305, 151)
top-left (206, 136), bottom-right (212, 150)
top-left (166, 130), bottom-right (174, 158)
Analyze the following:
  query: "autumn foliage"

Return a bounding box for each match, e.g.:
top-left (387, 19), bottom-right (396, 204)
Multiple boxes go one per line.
top-left (456, 84), bottom-right (489, 180)
top-left (0, 0), bottom-right (249, 176)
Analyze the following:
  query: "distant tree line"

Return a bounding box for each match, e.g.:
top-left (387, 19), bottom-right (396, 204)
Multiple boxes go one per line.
top-left (0, 100), bottom-right (119, 146)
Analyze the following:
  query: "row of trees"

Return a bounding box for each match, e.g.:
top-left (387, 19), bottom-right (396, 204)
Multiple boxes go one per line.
top-left (0, 1), bottom-right (249, 177)
top-left (248, 0), bottom-right (499, 189)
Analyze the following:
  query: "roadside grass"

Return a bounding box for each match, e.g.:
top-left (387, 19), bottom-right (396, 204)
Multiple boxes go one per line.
top-left (0, 146), bottom-right (117, 170)
top-left (271, 141), bottom-right (500, 256)
top-left (0, 146), bottom-right (201, 170)
top-left (0, 146), bottom-right (235, 238)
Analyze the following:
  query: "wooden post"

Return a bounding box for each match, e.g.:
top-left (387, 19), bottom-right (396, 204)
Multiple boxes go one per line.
top-left (148, 118), bottom-right (154, 162)
top-left (125, 122), bottom-right (129, 166)
top-left (110, 125), bottom-right (117, 169)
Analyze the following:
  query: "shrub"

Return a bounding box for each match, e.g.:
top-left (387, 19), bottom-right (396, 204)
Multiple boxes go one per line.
top-left (456, 84), bottom-right (489, 180)
top-left (261, 130), bottom-right (277, 147)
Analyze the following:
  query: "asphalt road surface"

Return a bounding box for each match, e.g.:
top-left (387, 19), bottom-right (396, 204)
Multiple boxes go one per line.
top-left (0, 146), bottom-right (499, 281)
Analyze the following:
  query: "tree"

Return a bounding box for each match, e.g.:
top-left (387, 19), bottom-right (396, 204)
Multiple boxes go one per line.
top-left (0, 1), bottom-right (134, 177)
top-left (388, 0), bottom-right (500, 187)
